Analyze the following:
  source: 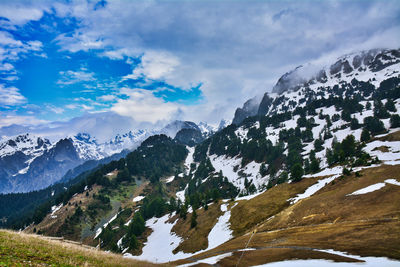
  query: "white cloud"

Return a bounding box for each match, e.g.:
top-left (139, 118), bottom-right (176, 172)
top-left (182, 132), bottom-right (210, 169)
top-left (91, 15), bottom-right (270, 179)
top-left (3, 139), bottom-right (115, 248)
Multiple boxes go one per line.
top-left (65, 104), bottom-right (78, 109)
top-left (57, 67), bottom-right (95, 85)
top-left (123, 51), bottom-right (180, 81)
top-left (45, 104), bottom-right (65, 114)
top-left (97, 94), bottom-right (116, 101)
top-left (47, 0), bottom-right (400, 123)
top-left (0, 84), bottom-right (27, 106)
top-left (0, 31), bottom-right (44, 83)
top-left (0, 3), bottom-right (46, 26)
top-left (0, 62), bottom-right (13, 71)
top-left (111, 88), bottom-right (180, 123)
top-left (0, 31), bottom-right (23, 46)
top-left (81, 104), bottom-right (94, 111)
top-left (27, 40), bottom-right (43, 51)
top-left (0, 114), bottom-right (47, 128)
top-left (2, 0), bottom-right (400, 126)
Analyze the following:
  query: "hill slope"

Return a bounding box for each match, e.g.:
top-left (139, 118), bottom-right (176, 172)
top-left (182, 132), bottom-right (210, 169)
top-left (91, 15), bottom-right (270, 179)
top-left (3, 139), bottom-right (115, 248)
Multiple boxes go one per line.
top-left (0, 230), bottom-right (159, 266)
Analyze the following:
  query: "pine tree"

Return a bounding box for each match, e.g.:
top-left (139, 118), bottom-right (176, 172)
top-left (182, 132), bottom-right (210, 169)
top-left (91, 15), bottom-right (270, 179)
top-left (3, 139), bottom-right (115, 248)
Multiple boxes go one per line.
top-left (310, 158), bottom-right (320, 173)
top-left (360, 128), bottom-right (371, 142)
top-left (190, 210), bottom-right (197, 228)
top-left (304, 159), bottom-right (310, 174)
top-left (129, 235), bottom-right (139, 250)
top-left (179, 205), bottom-right (187, 220)
top-left (291, 163), bottom-right (304, 182)
top-left (129, 213), bottom-right (145, 236)
top-left (390, 114), bottom-right (400, 128)
top-left (350, 117), bottom-right (360, 130)
top-left (385, 99), bottom-right (397, 112)
top-left (364, 116), bottom-right (385, 135)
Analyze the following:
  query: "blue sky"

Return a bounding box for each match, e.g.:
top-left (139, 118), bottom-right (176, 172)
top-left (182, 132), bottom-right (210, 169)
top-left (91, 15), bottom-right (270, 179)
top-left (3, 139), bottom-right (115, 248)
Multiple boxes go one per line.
top-left (0, 0), bottom-right (399, 140)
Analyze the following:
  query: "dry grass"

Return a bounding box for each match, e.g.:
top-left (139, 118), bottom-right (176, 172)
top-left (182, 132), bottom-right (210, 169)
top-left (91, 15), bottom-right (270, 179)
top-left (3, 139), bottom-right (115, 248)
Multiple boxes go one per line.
top-left (259, 164), bottom-right (400, 231)
top-left (173, 164), bottom-right (400, 266)
top-left (376, 130), bottom-right (400, 141)
top-left (229, 177), bottom-right (319, 236)
top-left (373, 146), bottom-right (390, 152)
top-left (171, 202), bottom-right (223, 253)
top-left (0, 229), bottom-right (162, 266)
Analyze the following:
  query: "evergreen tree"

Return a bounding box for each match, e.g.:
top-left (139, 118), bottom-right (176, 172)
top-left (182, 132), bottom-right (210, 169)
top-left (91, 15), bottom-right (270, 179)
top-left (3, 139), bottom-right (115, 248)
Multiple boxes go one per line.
top-left (291, 163), bottom-right (304, 182)
top-left (341, 110), bottom-right (351, 122)
top-left (373, 100), bottom-right (390, 119)
top-left (385, 99), bottom-right (397, 112)
top-left (129, 213), bottom-right (145, 236)
top-left (310, 158), bottom-right (320, 173)
top-left (116, 167), bottom-right (131, 182)
top-left (304, 159), bottom-right (310, 174)
top-left (350, 117), bottom-right (360, 130)
top-left (179, 205), bottom-right (187, 220)
top-left (390, 114), bottom-right (400, 128)
top-left (129, 235), bottom-right (139, 250)
top-left (277, 171), bottom-right (288, 184)
top-left (190, 210), bottom-right (197, 228)
top-left (314, 138), bottom-right (324, 152)
top-left (360, 128), bottom-right (371, 142)
top-left (259, 163), bottom-right (268, 177)
top-left (364, 116), bottom-right (385, 135)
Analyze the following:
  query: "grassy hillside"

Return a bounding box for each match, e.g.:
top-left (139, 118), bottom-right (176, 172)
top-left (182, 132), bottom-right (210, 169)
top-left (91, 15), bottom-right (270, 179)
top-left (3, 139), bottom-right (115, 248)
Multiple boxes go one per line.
top-left (173, 164), bottom-right (400, 266)
top-left (0, 230), bottom-right (160, 266)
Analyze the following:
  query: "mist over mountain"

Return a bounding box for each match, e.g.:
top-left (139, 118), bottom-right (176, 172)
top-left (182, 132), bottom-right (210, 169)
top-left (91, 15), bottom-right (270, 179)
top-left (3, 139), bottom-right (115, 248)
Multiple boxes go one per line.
top-left (233, 48), bottom-right (400, 124)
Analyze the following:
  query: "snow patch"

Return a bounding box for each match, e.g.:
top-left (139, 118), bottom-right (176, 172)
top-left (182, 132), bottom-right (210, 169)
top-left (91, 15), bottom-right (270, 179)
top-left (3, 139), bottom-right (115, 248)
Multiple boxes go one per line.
top-left (290, 175), bottom-right (338, 204)
top-left (165, 176), bottom-right (175, 183)
top-left (348, 179), bottom-right (400, 196)
top-left (184, 146), bottom-right (195, 175)
top-left (207, 204), bottom-right (233, 250)
top-left (124, 214), bottom-right (193, 262)
top-left (348, 183), bottom-right (386, 196)
top-left (133, 196), bottom-right (145, 202)
top-left (385, 179), bottom-right (400, 186)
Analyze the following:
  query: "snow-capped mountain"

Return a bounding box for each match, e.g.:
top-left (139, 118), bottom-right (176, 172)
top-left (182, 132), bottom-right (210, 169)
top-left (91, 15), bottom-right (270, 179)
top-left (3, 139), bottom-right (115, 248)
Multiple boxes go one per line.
top-left (234, 48), bottom-right (400, 123)
top-left (217, 119), bottom-right (232, 131)
top-left (0, 134), bottom-right (52, 184)
top-left (0, 136), bottom-right (82, 193)
top-left (0, 133), bottom-right (51, 159)
top-left (198, 122), bottom-right (217, 137)
top-left (0, 120), bottom-right (216, 193)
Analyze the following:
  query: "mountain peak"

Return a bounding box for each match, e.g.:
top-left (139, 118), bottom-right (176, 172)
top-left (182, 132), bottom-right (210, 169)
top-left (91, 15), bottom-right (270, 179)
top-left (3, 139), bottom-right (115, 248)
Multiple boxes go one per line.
top-left (272, 48), bottom-right (400, 95)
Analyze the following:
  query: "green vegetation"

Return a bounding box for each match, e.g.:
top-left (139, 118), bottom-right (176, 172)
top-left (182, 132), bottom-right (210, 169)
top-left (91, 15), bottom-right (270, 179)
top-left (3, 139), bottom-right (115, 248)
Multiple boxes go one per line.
top-left (326, 135), bottom-right (375, 167)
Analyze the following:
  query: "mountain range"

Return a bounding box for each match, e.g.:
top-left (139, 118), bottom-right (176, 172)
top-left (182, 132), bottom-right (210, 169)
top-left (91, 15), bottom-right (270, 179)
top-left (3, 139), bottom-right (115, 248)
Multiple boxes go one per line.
top-left (0, 120), bottom-right (220, 193)
top-left (0, 48), bottom-right (399, 266)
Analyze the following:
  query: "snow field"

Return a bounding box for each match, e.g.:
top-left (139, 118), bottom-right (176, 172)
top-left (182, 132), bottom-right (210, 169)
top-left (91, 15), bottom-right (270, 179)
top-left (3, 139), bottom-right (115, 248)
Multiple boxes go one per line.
top-left (124, 214), bottom-right (193, 263)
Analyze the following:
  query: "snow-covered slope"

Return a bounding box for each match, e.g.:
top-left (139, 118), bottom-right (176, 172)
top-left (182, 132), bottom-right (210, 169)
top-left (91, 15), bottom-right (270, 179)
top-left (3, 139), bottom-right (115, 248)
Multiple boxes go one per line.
top-left (197, 48), bottom-right (400, 196)
top-left (234, 48), bottom-right (400, 124)
top-left (0, 133), bottom-right (51, 159)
